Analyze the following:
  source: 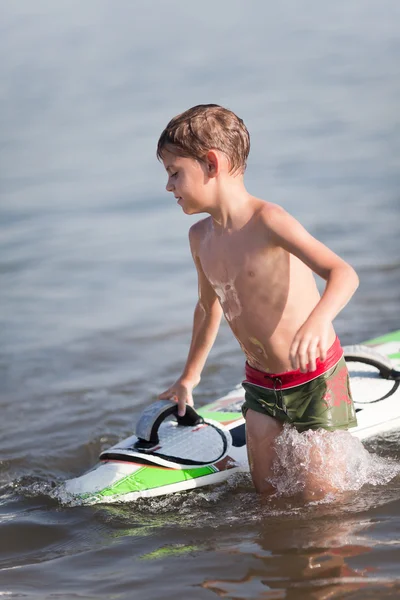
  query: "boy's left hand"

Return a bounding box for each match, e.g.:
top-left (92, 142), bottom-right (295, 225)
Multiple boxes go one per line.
top-left (289, 319), bottom-right (331, 372)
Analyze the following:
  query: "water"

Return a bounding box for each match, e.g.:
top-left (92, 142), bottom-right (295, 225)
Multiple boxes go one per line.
top-left (1, 1), bottom-right (400, 598)
top-left (270, 426), bottom-right (400, 499)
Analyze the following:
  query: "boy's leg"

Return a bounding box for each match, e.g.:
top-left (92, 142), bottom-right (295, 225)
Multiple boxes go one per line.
top-left (245, 408), bottom-right (284, 494)
top-left (302, 431), bottom-right (348, 500)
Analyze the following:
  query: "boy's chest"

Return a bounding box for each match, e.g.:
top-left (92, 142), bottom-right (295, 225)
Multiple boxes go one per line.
top-left (199, 234), bottom-right (280, 289)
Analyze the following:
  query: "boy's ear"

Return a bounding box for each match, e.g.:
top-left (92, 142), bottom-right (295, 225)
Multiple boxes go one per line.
top-left (205, 150), bottom-right (219, 177)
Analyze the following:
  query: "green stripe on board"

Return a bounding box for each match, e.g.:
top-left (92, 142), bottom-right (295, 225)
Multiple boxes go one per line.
top-left (197, 411), bottom-right (242, 422)
top-left (98, 464), bottom-right (215, 498)
top-left (366, 330), bottom-right (400, 345)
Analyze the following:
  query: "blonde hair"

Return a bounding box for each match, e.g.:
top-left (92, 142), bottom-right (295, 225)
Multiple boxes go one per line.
top-left (157, 104), bottom-right (250, 174)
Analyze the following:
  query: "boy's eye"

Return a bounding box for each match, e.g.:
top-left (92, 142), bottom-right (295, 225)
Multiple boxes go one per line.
top-left (171, 172), bottom-right (178, 178)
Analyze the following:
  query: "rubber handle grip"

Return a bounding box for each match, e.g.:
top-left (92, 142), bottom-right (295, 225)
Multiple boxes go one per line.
top-left (134, 400), bottom-right (204, 446)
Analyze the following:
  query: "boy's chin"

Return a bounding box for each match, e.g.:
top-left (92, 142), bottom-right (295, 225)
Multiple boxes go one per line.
top-left (181, 205), bottom-right (204, 215)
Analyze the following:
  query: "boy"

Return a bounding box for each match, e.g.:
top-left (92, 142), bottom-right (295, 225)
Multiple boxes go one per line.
top-left (157, 104), bottom-right (359, 494)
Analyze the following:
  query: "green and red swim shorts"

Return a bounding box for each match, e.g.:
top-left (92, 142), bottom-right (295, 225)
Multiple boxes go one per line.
top-left (241, 337), bottom-right (357, 432)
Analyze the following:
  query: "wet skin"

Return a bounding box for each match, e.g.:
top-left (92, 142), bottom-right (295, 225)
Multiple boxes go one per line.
top-left (161, 148), bottom-right (354, 377)
top-left (160, 148), bottom-right (358, 495)
top-left (193, 210), bottom-right (335, 374)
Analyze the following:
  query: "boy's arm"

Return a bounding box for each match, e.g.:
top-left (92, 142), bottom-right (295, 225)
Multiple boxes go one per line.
top-left (263, 205), bottom-right (359, 371)
top-left (159, 222), bottom-right (222, 415)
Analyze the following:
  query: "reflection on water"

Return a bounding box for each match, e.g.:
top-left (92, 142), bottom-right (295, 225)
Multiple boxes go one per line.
top-left (201, 518), bottom-right (399, 599)
top-left (3, 462), bottom-right (400, 597)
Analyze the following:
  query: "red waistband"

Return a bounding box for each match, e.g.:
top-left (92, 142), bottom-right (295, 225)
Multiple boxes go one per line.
top-left (244, 336), bottom-right (343, 390)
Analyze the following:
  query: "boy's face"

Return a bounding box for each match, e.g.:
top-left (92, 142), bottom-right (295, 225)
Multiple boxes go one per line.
top-left (162, 150), bottom-right (212, 215)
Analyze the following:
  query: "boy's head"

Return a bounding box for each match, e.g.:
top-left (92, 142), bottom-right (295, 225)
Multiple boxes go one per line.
top-left (157, 104), bottom-right (250, 175)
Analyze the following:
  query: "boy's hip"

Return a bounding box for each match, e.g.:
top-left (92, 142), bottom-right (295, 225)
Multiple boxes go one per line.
top-left (244, 335), bottom-right (343, 389)
top-left (241, 356), bottom-right (357, 433)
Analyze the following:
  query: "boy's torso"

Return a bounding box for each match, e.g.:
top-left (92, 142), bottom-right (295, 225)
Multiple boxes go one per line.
top-left (196, 207), bottom-right (335, 373)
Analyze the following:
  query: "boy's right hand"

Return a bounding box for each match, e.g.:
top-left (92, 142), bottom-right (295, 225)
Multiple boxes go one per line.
top-left (158, 376), bottom-right (199, 417)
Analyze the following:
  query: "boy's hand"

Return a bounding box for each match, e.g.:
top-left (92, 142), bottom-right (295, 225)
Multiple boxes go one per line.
top-left (158, 376), bottom-right (199, 417)
top-left (289, 319), bottom-right (331, 373)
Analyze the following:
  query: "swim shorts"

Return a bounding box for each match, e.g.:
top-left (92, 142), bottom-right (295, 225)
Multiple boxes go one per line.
top-left (241, 338), bottom-right (357, 432)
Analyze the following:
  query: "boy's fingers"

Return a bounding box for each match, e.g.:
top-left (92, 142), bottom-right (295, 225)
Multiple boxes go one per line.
top-left (159, 384), bottom-right (194, 416)
top-left (307, 351), bottom-right (315, 372)
top-left (291, 331), bottom-right (330, 372)
top-left (177, 389), bottom-right (195, 416)
top-left (307, 338), bottom-right (319, 372)
top-left (297, 339), bottom-right (310, 372)
top-left (319, 342), bottom-right (328, 362)
top-left (177, 398), bottom-right (187, 417)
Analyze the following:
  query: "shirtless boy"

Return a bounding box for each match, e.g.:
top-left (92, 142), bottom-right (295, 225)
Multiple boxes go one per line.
top-left (157, 104), bottom-right (359, 494)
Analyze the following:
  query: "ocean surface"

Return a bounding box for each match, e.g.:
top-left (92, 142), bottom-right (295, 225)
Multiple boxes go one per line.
top-left (1, 1), bottom-right (400, 598)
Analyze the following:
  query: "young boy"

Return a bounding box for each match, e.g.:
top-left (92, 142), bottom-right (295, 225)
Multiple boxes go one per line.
top-left (157, 104), bottom-right (359, 494)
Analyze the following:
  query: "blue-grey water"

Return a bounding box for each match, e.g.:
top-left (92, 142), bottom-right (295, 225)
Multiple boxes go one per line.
top-left (1, 1), bottom-right (400, 598)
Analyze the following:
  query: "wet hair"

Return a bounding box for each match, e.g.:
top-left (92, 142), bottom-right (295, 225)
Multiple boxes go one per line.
top-left (157, 104), bottom-right (250, 174)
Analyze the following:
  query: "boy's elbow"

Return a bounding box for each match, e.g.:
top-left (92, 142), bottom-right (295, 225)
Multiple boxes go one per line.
top-left (197, 298), bottom-right (222, 321)
top-left (347, 264), bottom-right (359, 293)
top-left (354, 272), bottom-right (360, 292)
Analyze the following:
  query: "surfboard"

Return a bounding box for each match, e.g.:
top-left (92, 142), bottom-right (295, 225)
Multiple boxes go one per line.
top-left (62, 331), bottom-right (400, 504)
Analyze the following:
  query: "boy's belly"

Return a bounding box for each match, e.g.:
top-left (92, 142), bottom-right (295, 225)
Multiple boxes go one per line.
top-left (207, 248), bottom-right (335, 372)
top-left (227, 311), bottom-right (336, 374)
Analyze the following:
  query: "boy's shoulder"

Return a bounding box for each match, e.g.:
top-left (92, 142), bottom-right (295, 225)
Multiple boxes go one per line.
top-left (253, 198), bottom-right (289, 228)
top-left (188, 217), bottom-right (212, 253)
top-left (189, 217), bottom-right (212, 256)
top-left (257, 198), bottom-right (285, 217)
top-left (252, 199), bottom-right (305, 244)
top-left (189, 216), bottom-right (212, 238)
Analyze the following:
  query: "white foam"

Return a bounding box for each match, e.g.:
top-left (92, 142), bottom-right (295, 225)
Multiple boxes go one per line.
top-left (268, 424), bottom-right (400, 500)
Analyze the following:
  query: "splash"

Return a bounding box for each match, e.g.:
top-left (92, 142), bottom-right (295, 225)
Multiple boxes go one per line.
top-left (268, 425), bottom-right (400, 500)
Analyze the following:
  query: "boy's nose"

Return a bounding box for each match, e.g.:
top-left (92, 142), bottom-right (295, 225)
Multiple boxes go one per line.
top-left (166, 180), bottom-right (174, 192)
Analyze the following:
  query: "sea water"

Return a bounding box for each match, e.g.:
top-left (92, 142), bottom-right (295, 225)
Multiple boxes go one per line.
top-left (50, 424), bottom-right (400, 510)
top-left (2, 1), bottom-right (400, 598)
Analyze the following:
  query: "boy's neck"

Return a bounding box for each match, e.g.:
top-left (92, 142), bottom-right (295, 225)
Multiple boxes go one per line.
top-left (208, 178), bottom-right (254, 231)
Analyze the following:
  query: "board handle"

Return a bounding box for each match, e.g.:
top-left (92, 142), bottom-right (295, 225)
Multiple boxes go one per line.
top-left (134, 400), bottom-right (204, 447)
top-left (343, 345), bottom-right (400, 381)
